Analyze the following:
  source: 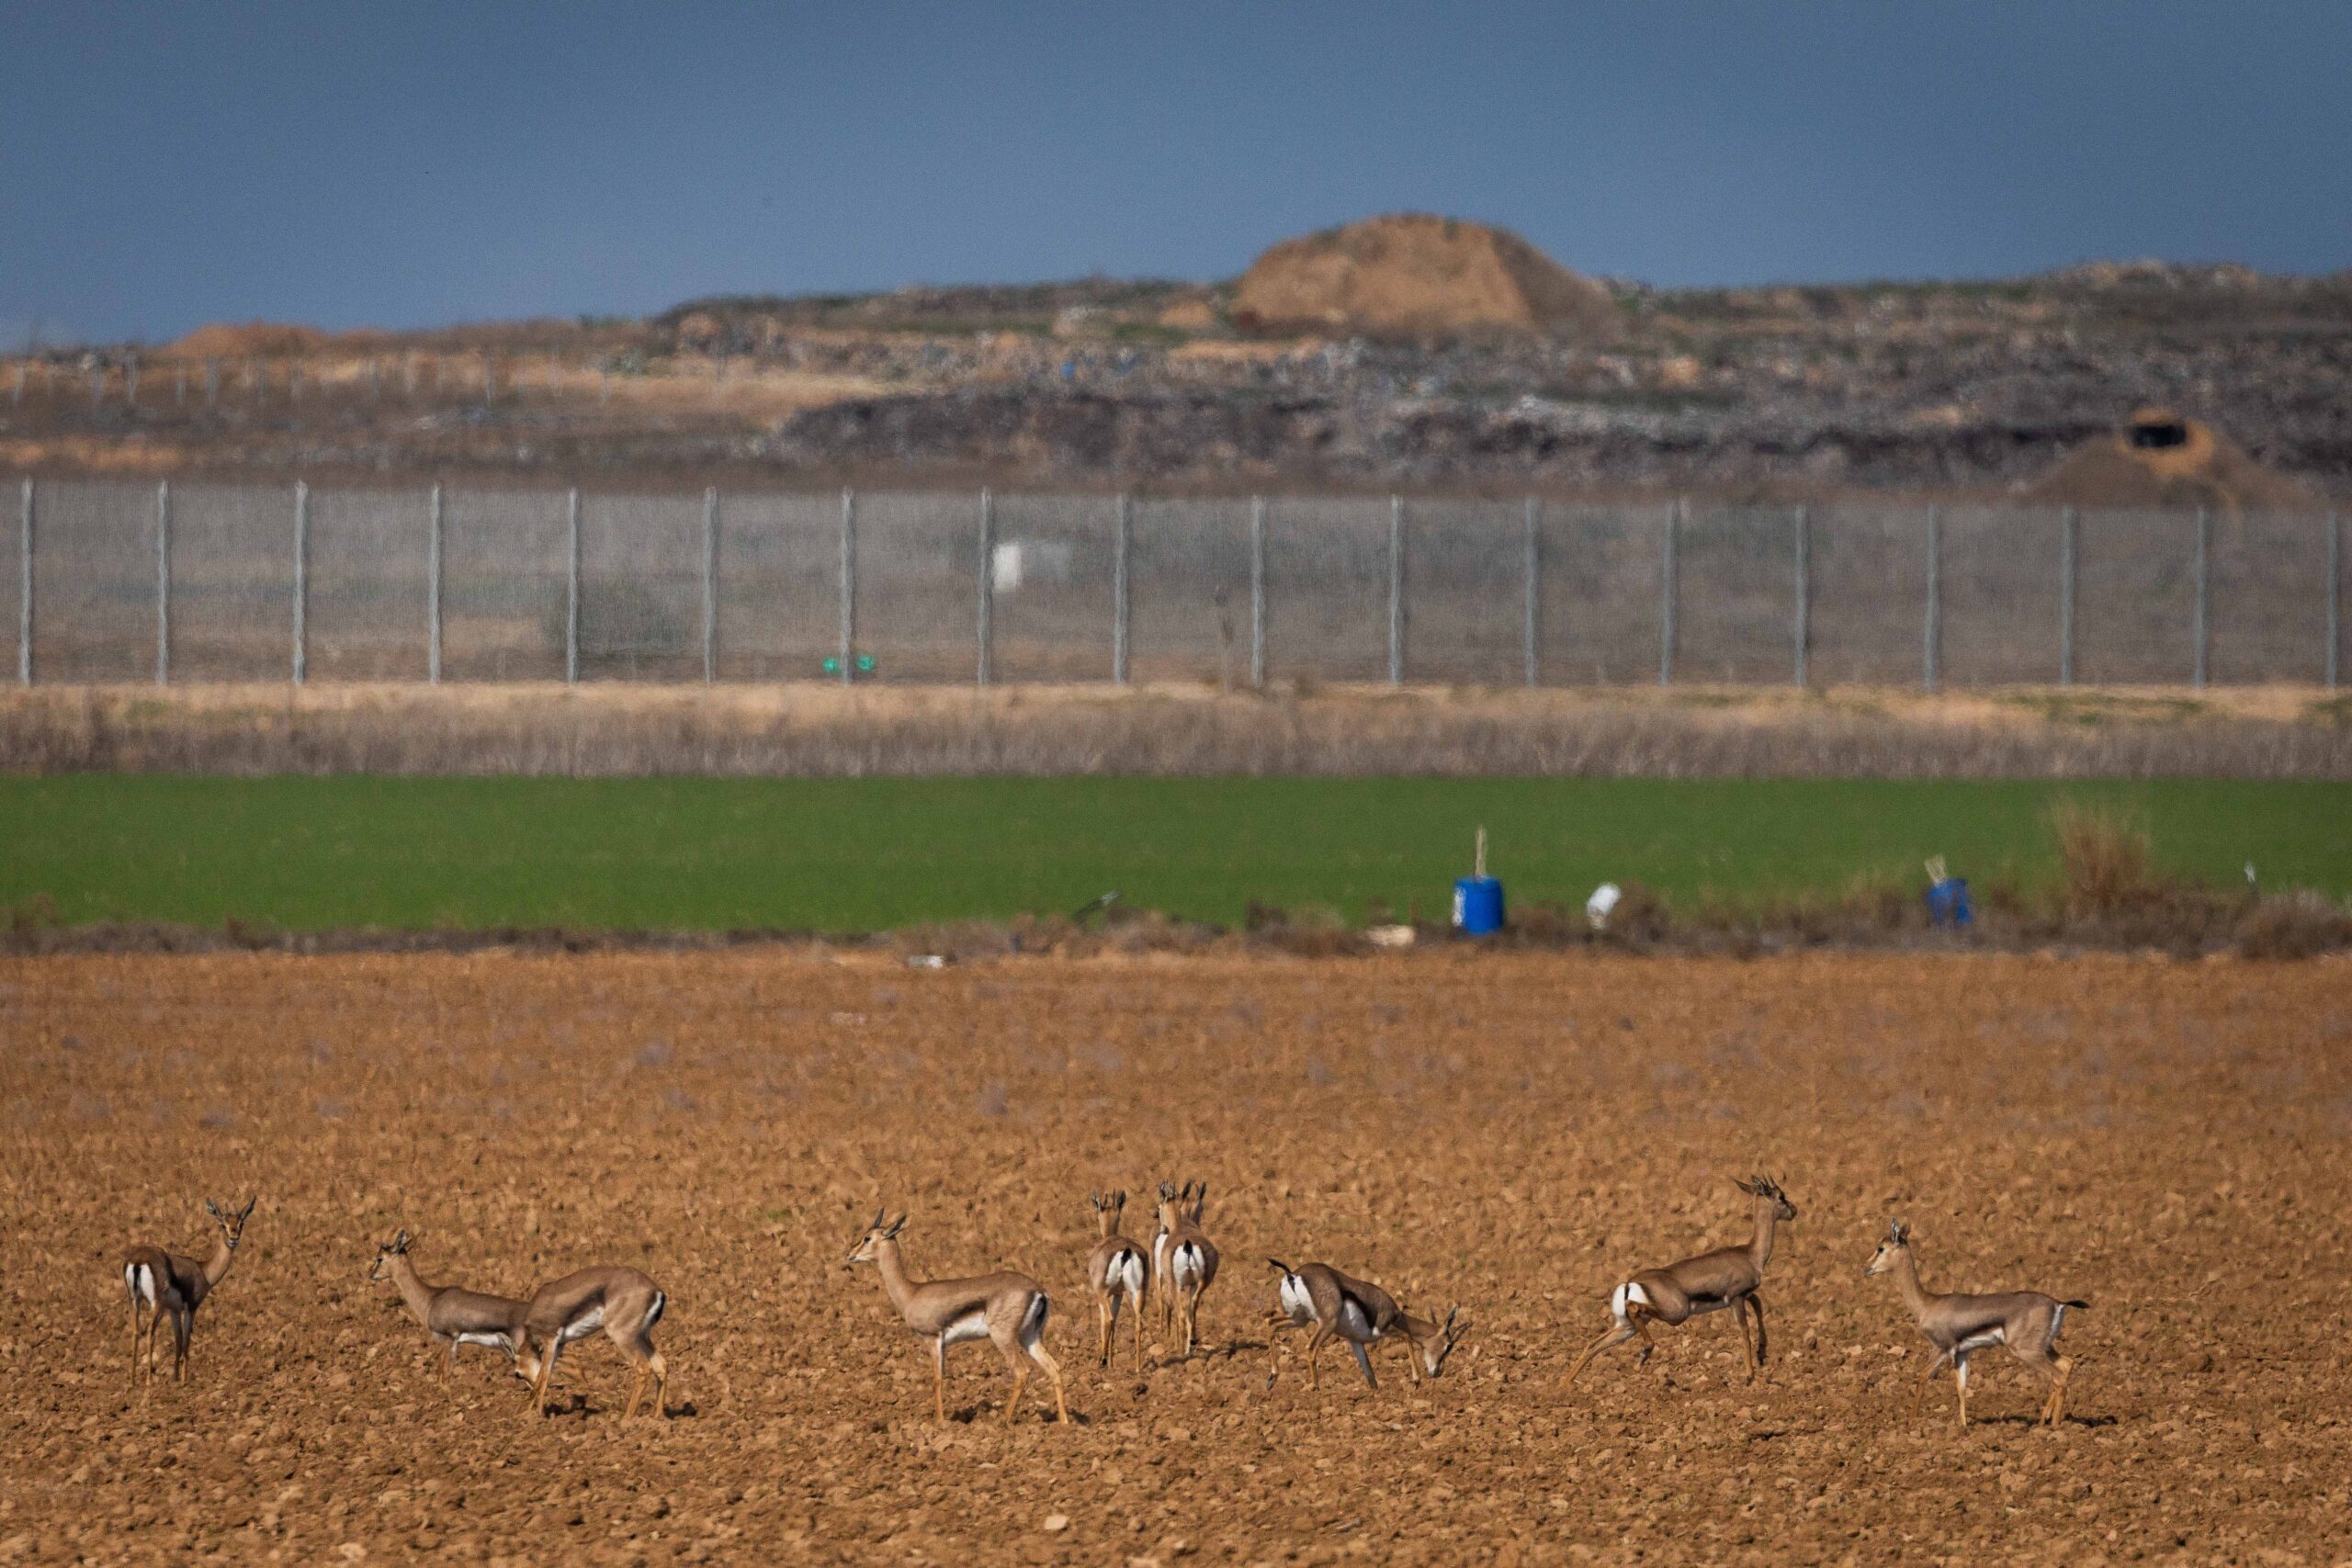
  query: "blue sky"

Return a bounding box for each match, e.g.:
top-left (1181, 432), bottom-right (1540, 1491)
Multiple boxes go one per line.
top-left (3, 1), bottom-right (2347, 344)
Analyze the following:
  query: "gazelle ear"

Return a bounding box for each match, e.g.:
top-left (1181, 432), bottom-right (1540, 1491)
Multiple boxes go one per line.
top-left (886, 1213), bottom-right (908, 1238)
top-left (1730, 1177), bottom-right (1755, 1195)
top-left (869, 1207), bottom-right (886, 1233)
top-left (393, 1228), bottom-right (411, 1252)
top-left (205, 1198), bottom-right (223, 1219)
top-left (239, 1197), bottom-right (257, 1222)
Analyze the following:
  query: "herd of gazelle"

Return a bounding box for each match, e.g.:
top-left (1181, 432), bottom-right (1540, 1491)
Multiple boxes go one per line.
top-left (122, 1174), bottom-right (2086, 1430)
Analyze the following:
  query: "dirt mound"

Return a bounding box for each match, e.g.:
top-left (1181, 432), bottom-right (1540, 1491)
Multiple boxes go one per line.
top-left (2023, 406), bottom-right (2325, 513)
top-left (1231, 213), bottom-right (1620, 341)
top-left (158, 321), bottom-right (332, 361)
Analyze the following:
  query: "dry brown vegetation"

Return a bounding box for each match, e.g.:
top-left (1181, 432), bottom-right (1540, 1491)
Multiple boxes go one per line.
top-left (3, 951), bottom-right (2347, 1562)
top-left (6, 682), bottom-right (2348, 779)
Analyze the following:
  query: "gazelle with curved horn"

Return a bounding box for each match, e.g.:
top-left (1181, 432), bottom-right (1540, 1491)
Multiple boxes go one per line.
top-left (1084, 1190), bottom-right (1148, 1371)
top-left (1152, 1180), bottom-right (1220, 1357)
top-left (121, 1197), bottom-right (254, 1386)
top-left (368, 1230), bottom-right (530, 1377)
top-left (1866, 1220), bottom-right (2087, 1428)
top-left (512, 1264), bottom-right (671, 1420)
top-left (1263, 1259), bottom-right (1464, 1392)
top-left (1564, 1175), bottom-right (1796, 1389)
top-left (845, 1210), bottom-right (1069, 1425)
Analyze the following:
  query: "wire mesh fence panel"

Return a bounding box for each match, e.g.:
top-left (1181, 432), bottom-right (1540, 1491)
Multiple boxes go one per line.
top-left (1535, 503), bottom-right (1665, 684)
top-left (856, 491), bottom-right (974, 682)
top-left (2077, 508), bottom-right (2195, 683)
top-left (2211, 510), bottom-right (2330, 683)
top-left (1264, 496), bottom-right (1385, 682)
top-left (308, 487), bottom-right (429, 681)
top-left (1809, 502), bottom-right (1931, 686)
top-left (712, 491), bottom-right (837, 682)
top-left (1406, 498), bottom-right (1525, 685)
top-left (2, 480), bottom-right (22, 677)
top-left (442, 489), bottom-right (568, 681)
top-left (1677, 502), bottom-right (1798, 683)
top-left (1129, 497), bottom-right (1250, 685)
top-left (1939, 505), bottom-right (2063, 685)
top-left (170, 481), bottom-right (290, 681)
top-left (990, 493), bottom-right (1114, 682)
top-left (29, 478), bottom-right (154, 682)
top-left (580, 491), bottom-right (702, 681)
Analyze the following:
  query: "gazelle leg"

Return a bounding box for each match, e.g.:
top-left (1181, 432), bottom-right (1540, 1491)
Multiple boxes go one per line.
top-left (2045, 1353), bottom-right (2074, 1425)
top-left (533, 1337), bottom-right (564, 1416)
top-left (172, 1311), bottom-right (191, 1383)
top-left (1095, 1298), bottom-right (1111, 1369)
top-left (1132, 1295), bottom-right (1144, 1371)
top-left (1732, 1300), bottom-right (1757, 1382)
top-left (646, 1350), bottom-right (669, 1419)
top-left (1402, 1337), bottom-right (1422, 1386)
top-left (1005, 1363), bottom-right (1029, 1425)
top-left (1913, 1348), bottom-right (1951, 1409)
top-left (1306, 1325), bottom-right (1331, 1390)
top-left (1027, 1339), bottom-right (1069, 1424)
top-left (1349, 1340), bottom-right (1376, 1390)
top-left (1563, 1320), bottom-right (1637, 1388)
top-left (1954, 1353), bottom-right (1971, 1429)
top-left (1182, 1285), bottom-right (1201, 1357)
top-left (622, 1364), bottom-right (647, 1421)
top-left (1748, 1294), bottom-right (1770, 1375)
top-left (932, 1337), bottom-right (947, 1424)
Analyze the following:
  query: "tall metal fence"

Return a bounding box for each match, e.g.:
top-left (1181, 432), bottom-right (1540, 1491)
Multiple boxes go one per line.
top-left (8, 475), bottom-right (2344, 689)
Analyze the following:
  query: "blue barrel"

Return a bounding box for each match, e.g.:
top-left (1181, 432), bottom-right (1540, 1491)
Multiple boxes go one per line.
top-left (1453, 875), bottom-right (1506, 935)
top-left (1924, 877), bottom-right (1972, 927)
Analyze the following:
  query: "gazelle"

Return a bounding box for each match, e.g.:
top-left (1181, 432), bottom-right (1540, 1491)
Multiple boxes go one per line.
top-left (513, 1265), bottom-right (671, 1419)
top-left (1264, 1259), bottom-right (1464, 1392)
top-left (1085, 1190), bottom-right (1148, 1371)
top-left (368, 1230), bottom-right (530, 1377)
top-left (120, 1196), bottom-right (254, 1387)
top-left (1865, 1220), bottom-right (2087, 1428)
top-left (1152, 1180), bottom-right (1220, 1357)
top-left (1564, 1175), bottom-right (1796, 1389)
top-left (845, 1211), bottom-right (1069, 1425)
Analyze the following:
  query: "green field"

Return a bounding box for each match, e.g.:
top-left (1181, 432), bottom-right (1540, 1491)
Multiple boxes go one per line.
top-left (2, 775), bottom-right (2346, 933)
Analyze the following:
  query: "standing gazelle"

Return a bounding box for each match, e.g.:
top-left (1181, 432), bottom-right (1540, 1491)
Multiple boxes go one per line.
top-left (1264, 1259), bottom-right (1464, 1392)
top-left (512, 1265), bottom-right (671, 1420)
top-left (1564, 1175), bottom-right (1796, 1389)
top-left (1084, 1191), bottom-right (1148, 1371)
top-left (1865, 1220), bottom-right (2088, 1428)
top-left (845, 1211), bottom-right (1069, 1425)
top-left (1152, 1180), bottom-right (1220, 1358)
top-left (121, 1197), bottom-right (254, 1387)
top-left (368, 1230), bottom-right (530, 1378)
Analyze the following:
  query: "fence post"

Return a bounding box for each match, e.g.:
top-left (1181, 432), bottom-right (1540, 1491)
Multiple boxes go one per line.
top-left (1387, 495), bottom-right (1406, 685)
top-left (292, 480), bottom-right (309, 684)
top-left (1522, 496), bottom-right (1540, 687)
top-left (839, 488), bottom-right (855, 685)
top-left (564, 488), bottom-right (582, 684)
top-left (1660, 498), bottom-right (1680, 685)
top-left (1249, 495), bottom-right (1266, 690)
top-left (1113, 492), bottom-right (1131, 683)
top-left (1924, 504), bottom-right (1941, 692)
top-left (2059, 505), bottom-right (2077, 686)
top-left (2324, 512), bottom-right (2342, 691)
top-left (976, 488), bottom-right (994, 686)
top-left (16, 478), bottom-right (30, 685)
top-left (2192, 506), bottom-right (2210, 688)
top-left (154, 479), bottom-right (171, 685)
top-left (1792, 503), bottom-right (1810, 688)
top-left (701, 487), bottom-right (718, 685)
top-left (427, 483), bottom-right (444, 683)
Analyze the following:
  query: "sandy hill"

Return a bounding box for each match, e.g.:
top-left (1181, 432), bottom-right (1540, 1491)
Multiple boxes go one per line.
top-left (1230, 213), bottom-right (1621, 341)
top-left (2023, 407), bottom-right (2324, 513)
top-left (158, 322), bottom-right (334, 361)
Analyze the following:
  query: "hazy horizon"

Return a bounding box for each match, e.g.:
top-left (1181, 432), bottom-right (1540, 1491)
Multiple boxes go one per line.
top-left (6, 0), bottom-right (2348, 347)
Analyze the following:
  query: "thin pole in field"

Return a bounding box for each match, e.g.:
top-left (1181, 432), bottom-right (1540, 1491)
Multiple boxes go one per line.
top-left (292, 480), bottom-right (310, 684)
top-left (1113, 492), bottom-right (1131, 684)
top-left (1250, 494), bottom-right (1266, 690)
top-left (427, 483), bottom-right (444, 683)
top-left (2059, 505), bottom-right (2077, 686)
top-left (1387, 494), bottom-right (1406, 686)
top-left (1792, 503), bottom-right (1810, 689)
top-left (564, 487), bottom-right (582, 685)
top-left (701, 487), bottom-right (718, 685)
top-left (2328, 511), bottom-right (2341, 690)
top-left (1924, 504), bottom-right (1941, 692)
top-left (1521, 496), bottom-right (1540, 687)
top-left (839, 488), bottom-right (855, 685)
top-left (17, 478), bottom-right (31, 685)
top-left (1660, 498), bottom-right (1680, 686)
top-left (154, 479), bottom-right (171, 685)
top-left (2192, 506), bottom-right (2210, 688)
top-left (976, 488), bottom-right (994, 686)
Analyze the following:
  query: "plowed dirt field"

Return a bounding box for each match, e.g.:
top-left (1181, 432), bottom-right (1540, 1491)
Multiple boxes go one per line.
top-left (4, 953), bottom-right (2347, 1563)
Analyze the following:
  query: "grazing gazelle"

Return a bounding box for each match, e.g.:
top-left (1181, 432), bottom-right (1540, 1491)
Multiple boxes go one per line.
top-left (368, 1230), bottom-right (529, 1377)
top-left (1084, 1190), bottom-right (1148, 1371)
top-left (1263, 1259), bottom-right (1464, 1392)
top-left (1564, 1175), bottom-right (1797, 1389)
top-left (1152, 1180), bottom-right (1220, 1357)
top-left (1865, 1220), bottom-right (2087, 1428)
top-left (512, 1264), bottom-right (671, 1419)
top-left (121, 1196), bottom-right (254, 1387)
top-left (845, 1211), bottom-right (1069, 1425)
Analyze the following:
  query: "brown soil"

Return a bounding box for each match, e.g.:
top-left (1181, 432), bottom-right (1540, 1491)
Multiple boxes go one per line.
top-left (4, 953), bottom-right (2347, 1562)
top-left (157, 323), bottom-right (334, 362)
top-left (1232, 214), bottom-right (1621, 341)
top-left (2022, 414), bottom-right (2324, 513)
